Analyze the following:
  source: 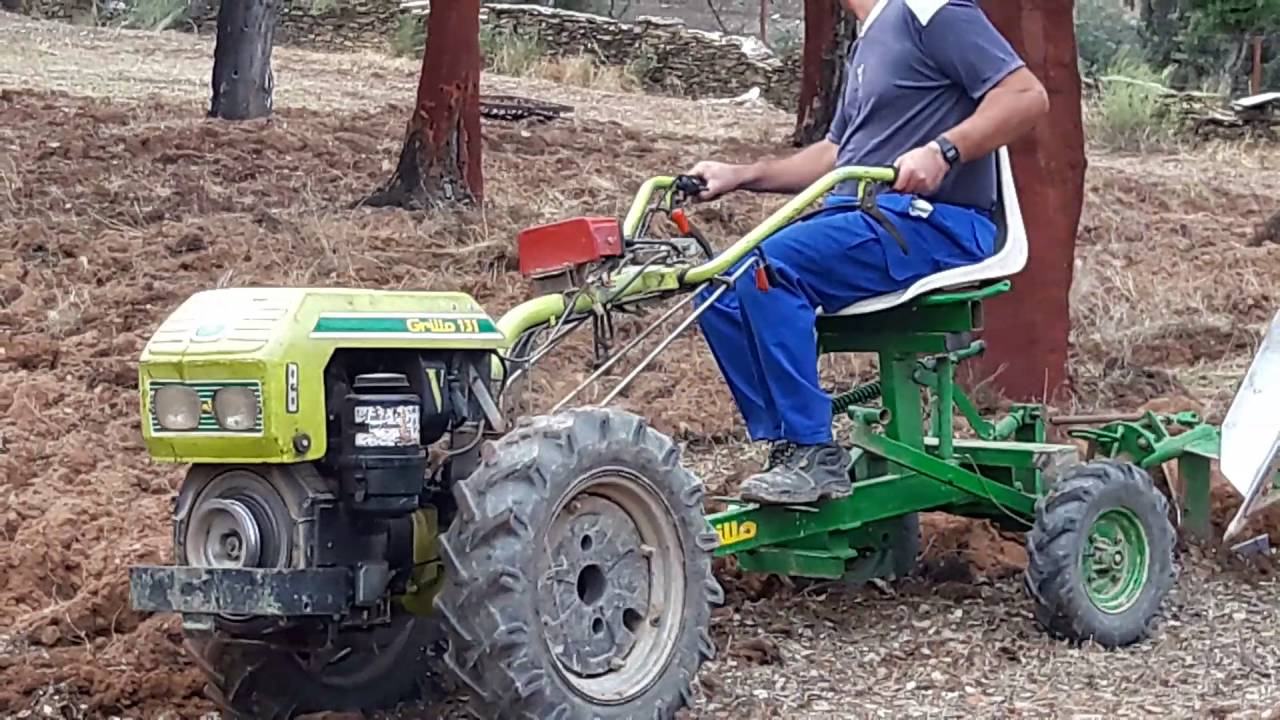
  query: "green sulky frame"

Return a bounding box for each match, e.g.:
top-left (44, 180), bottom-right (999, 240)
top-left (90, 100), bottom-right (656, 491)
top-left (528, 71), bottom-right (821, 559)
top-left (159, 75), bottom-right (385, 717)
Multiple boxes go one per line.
top-left (490, 164), bottom-right (1221, 584)
top-left (704, 281), bottom-right (1222, 581)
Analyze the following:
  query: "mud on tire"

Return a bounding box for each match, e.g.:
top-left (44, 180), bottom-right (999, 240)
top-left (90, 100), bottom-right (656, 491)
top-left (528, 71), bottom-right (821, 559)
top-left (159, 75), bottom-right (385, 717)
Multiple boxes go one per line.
top-left (184, 611), bottom-right (438, 720)
top-left (434, 407), bottom-right (724, 719)
top-left (1024, 459), bottom-right (1177, 648)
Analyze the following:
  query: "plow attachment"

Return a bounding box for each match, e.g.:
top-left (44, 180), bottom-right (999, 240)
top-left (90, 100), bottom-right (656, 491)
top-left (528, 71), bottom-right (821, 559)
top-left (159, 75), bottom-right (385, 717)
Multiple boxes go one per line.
top-left (1221, 309), bottom-right (1280, 540)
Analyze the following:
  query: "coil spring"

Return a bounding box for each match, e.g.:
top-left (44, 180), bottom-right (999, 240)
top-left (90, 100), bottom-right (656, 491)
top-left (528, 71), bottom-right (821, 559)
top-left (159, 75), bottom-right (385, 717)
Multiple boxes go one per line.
top-left (831, 381), bottom-right (882, 414)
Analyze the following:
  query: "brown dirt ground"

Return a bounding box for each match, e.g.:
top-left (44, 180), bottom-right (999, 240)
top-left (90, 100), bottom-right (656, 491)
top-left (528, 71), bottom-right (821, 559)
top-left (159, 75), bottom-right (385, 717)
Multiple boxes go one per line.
top-left (3, 11), bottom-right (1280, 720)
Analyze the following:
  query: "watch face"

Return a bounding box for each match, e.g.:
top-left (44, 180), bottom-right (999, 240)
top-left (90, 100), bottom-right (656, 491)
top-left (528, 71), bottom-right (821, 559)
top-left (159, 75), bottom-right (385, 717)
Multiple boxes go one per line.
top-left (941, 141), bottom-right (959, 164)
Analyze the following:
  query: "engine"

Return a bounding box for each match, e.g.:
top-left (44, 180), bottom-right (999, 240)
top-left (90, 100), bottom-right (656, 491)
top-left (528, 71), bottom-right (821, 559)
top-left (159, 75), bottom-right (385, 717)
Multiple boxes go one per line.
top-left (129, 287), bottom-right (506, 635)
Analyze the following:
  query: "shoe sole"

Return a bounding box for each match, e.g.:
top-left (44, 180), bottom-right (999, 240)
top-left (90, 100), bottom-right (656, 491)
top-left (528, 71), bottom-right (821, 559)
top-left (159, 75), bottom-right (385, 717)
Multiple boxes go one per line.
top-left (739, 483), bottom-right (852, 506)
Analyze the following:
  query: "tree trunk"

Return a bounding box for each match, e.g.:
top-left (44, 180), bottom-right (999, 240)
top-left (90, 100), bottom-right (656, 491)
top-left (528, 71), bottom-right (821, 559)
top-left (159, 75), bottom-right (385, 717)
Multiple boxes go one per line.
top-left (963, 0), bottom-right (1086, 403)
top-left (1139, 0), bottom-right (1188, 68)
top-left (367, 1), bottom-right (483, 209)
top-left (793, 0), bottom-right (856, 146)
top-left (209, 0), bottom-right (280, 121)
top-left (1252, 35), bottom-right (1264, 95)
top-left (760, 0), bottom-right (769, 47)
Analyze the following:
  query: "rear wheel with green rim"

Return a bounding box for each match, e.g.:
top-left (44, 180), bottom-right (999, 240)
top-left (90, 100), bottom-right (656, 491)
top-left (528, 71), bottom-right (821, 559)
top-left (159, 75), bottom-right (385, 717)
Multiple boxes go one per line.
top-left (1083, 508), bottom-right (1149, 614)
top-left (1024, 460), bottom-right (1175, 648)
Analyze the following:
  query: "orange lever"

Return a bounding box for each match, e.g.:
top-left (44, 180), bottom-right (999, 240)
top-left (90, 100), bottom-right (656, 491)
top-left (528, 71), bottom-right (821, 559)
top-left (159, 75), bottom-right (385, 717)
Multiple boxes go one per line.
top-left (755, 264), bottom-right (770, 291)
top-left (671, 208), bottom-right (691, 235)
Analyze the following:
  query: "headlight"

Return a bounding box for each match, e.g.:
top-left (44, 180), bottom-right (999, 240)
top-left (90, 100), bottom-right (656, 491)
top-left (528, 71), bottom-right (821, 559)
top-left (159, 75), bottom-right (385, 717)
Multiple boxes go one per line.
top-left (213, 387), bottom-right (259, 431)
top-left (154, 386), bottom-right (201, 430)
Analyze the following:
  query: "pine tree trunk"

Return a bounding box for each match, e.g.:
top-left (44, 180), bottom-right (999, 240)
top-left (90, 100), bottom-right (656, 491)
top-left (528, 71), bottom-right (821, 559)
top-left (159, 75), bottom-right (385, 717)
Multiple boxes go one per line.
top-left (963, 0), bottom-right (1086, 403)
top-left (367, 1), bottom-right (483, 209)
top-left (793, 0), bottom-right (856, 147)
top-left (208, 0), bottom-right (280, 121)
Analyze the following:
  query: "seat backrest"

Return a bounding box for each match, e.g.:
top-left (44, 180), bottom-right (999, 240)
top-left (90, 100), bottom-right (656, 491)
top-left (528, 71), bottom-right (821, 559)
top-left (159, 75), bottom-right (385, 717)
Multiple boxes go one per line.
top-left (823, 145), bottom-right (1029, 317)
top-left (990, 145), bottom-right (1027, 262)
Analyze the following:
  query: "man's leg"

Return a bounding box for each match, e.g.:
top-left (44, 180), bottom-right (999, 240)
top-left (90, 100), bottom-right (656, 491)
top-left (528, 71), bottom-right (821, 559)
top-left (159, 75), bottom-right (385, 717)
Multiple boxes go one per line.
top-left (731, 208), bottom-right (905, 504)
top-left (694, 283), bottom-right (782, 442)
top-left (732, 198), bottom-right (997, 504)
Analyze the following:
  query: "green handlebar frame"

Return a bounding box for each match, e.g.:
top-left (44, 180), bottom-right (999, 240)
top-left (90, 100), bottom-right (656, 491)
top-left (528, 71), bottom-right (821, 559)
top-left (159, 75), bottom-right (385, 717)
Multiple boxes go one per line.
top-left (497, 164), bottom-right (898, 349)
top-left (621, 165), bottom-right (898, 285)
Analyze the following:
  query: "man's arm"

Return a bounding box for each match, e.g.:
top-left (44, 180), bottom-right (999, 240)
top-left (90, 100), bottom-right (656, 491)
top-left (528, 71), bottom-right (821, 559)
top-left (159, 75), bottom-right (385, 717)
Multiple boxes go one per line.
top-left (894, 67), bottom-right (1048, 195)
top-left (687, 140), bottom-right (838, 201)
top-left (943, 66), bottom-right (1048, 163)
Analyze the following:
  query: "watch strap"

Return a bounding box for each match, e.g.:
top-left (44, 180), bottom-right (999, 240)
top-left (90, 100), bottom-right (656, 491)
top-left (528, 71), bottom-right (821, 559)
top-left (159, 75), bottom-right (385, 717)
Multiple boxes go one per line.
top-left (934, 136), bottom-right (961, 167)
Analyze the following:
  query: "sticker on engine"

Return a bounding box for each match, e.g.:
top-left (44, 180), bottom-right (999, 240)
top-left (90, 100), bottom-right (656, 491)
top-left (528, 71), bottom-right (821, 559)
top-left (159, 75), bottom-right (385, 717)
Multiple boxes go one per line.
top-left (310, 313), bottom-right (503, 340)
top-left (354, 405), bottom-right (420, 447)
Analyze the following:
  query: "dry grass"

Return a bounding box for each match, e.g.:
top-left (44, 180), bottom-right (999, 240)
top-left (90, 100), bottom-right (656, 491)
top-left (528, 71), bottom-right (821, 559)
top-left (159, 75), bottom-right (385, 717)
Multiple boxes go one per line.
top-left (0, 11), bottom-right (789, 141)
top-left (1068, 146), bottom-right (1280, 418)
top-left (528, 54), bottom-right (643, 93)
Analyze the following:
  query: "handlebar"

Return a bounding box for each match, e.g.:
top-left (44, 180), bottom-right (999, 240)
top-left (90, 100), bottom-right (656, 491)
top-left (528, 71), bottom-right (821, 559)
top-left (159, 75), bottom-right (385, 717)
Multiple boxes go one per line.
top-left (673, 174), bottom-right (709, 199)
top-left (620, 165), bottom-right (900, 286)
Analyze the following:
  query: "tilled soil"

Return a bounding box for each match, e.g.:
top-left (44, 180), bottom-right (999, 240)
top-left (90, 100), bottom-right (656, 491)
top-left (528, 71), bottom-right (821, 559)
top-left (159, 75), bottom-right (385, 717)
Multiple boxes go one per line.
top-left (2, 12), bottom-right (1280, 720)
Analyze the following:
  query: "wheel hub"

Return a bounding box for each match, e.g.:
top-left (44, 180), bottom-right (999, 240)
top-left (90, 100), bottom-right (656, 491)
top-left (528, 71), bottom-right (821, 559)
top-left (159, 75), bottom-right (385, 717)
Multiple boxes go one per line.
top-left (1083, 507), bottom-right (1150, 614)
top-left (541, 494), bottom-right (652, 678)
top-left (535, 467), bottom-right (686, 705)
top-left (190, 498), bottom-right (263, 568)
top-left (182, 471), bottom-right (291, 573)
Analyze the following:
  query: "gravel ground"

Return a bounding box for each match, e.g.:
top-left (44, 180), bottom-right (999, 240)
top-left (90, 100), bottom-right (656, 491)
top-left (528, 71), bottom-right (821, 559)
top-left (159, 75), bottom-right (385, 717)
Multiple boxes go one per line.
top-left (696, 564), bottom-right (1280, 719)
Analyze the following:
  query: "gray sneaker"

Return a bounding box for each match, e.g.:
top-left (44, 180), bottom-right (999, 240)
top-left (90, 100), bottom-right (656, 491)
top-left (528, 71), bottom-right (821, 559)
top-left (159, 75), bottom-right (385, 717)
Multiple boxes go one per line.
top-left (739, 442), bottom-right (853, 505)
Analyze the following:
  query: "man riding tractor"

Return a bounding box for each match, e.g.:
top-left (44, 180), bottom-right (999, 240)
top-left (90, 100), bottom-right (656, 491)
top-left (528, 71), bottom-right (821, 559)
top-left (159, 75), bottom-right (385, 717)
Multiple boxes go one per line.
top-left (686, 0), bottom-right (1050, 505)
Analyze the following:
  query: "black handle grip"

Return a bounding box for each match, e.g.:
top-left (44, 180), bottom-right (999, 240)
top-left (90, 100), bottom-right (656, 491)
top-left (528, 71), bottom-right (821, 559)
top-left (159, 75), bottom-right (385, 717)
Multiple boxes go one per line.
top-left (674, 174), bottom-right (709, 198)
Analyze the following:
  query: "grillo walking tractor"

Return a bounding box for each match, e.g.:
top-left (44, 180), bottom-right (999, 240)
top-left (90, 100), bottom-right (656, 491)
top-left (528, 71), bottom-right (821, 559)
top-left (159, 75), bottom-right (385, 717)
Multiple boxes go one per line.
top-left (128, 146), bottom-right (1268, 719)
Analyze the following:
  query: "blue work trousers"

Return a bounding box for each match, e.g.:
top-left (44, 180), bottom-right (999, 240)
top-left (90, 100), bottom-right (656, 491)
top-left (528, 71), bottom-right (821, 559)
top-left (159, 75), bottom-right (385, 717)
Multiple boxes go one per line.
top-left (695, 193), bottom-right (998, 445)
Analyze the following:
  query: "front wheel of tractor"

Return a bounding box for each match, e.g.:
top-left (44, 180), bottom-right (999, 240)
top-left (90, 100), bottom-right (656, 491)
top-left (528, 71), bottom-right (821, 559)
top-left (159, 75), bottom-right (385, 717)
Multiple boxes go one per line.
top-left (1023, 459), bottom-right (1176, 648)
top-left (434, 407), bottom-right (724, 719)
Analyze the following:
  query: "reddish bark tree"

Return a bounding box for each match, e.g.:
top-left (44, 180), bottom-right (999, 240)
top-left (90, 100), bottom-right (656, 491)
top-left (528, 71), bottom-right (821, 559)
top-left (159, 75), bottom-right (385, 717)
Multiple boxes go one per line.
top-left (965, 0), bottom-right (1085, 403)
top-left (793, 0), bottom-right (856, 146)
top-left (368, 2), bottom-right (483, 208)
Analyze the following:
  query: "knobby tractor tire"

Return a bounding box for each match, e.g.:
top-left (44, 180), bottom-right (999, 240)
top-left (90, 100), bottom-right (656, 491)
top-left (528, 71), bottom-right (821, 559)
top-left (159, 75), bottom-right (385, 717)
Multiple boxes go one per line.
top-left (1023, 459), bottom-right (1177, 648)
top-left (184, 611), bottom-right (438, 720)
top-left (435, 408), bottom-right (724, 720)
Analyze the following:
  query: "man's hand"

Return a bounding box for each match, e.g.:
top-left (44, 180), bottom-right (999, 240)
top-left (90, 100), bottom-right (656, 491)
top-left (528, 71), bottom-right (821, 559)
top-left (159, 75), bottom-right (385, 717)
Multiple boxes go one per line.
top-left (892, 143), bottom-right (950, 195)
top-left (685, 161), bottom-right (748, 202)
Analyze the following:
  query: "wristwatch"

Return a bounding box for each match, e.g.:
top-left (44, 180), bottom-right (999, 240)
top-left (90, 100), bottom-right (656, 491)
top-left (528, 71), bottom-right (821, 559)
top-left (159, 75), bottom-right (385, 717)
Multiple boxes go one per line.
top-left (933, 135), bottom-right (961, 167)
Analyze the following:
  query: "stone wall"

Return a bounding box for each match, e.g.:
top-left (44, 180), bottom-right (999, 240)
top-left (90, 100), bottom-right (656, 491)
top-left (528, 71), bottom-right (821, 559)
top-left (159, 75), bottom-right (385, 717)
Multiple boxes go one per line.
top-left (482, 4), bottom-right (800, 106)
top-left (16, 1), bottom-right (800, 106)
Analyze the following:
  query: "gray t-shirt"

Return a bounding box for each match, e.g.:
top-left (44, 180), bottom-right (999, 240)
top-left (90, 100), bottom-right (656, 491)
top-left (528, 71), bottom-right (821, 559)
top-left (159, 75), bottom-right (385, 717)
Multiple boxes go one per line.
top-left (827, 0), bottom-right (1025, 211)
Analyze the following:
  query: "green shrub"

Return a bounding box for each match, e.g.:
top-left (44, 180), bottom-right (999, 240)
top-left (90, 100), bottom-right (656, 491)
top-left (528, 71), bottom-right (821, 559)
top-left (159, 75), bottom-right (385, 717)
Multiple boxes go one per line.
top-left (121, 0), bottom-right (190, 31)
top-left (624, 53), bottom-right (656, 89)
top-left (1089, 51), bottom-right (1180, 151)
top-left (391, 14), bottom-right (425, 58)
top-left (770, 24), bottom-right (802, 58)
top-left (1074, 0), bottom-right (1145, 76)
top-left (480, 25), bottom-right (546, 75)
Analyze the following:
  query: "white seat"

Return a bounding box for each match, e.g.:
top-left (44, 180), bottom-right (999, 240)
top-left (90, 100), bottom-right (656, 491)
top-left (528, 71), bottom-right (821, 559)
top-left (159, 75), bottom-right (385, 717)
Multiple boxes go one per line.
top-left (820, 146), bottom-right (1028, 317)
